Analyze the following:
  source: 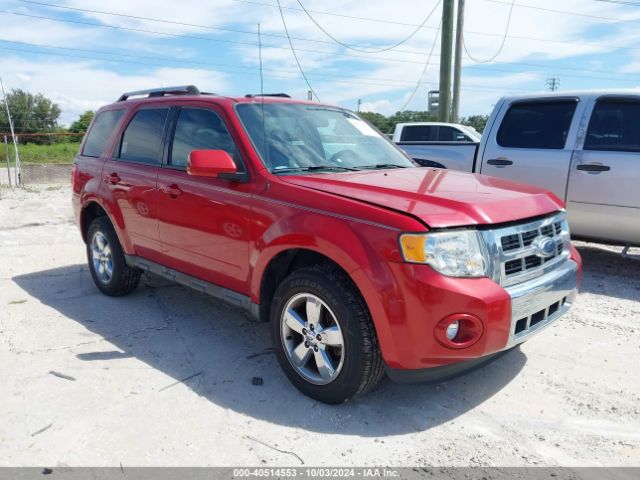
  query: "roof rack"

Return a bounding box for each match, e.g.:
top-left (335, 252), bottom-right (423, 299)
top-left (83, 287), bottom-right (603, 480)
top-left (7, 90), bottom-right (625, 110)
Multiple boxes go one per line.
top-left (245, 93), bottom-right (291, 98)
top-left (117, 85), bottom-right (202, 102)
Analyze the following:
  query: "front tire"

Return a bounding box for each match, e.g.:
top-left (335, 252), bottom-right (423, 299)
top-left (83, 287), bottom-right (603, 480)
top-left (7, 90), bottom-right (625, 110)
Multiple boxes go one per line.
top-left (87, 216), bottom-right (141, 296)
top-left (270, 265), bottom-right (384, 404)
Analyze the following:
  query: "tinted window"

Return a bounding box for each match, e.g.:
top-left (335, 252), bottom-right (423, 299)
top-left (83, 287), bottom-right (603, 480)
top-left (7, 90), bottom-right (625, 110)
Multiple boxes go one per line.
top-left (118, 108), bottom-right (169, 164)
top-left (400, 125), bottom-right (434, 142)
top-left (585, 99), bottom-right (640, 152)
top-left (497, 101), bottom-right (577, 149)
top-left (82, 110), bottom-right (125, 157)
top-left (438, 126), bottom-right (470, 142)
top-left (170, 108), bottom-right (242, 169)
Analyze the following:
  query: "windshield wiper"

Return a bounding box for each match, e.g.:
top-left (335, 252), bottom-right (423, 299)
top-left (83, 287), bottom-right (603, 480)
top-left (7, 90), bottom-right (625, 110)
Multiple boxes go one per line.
top-left (356, 163), bottom-right (408, 170)
top-left (272, 165), bottom-right (360, 174)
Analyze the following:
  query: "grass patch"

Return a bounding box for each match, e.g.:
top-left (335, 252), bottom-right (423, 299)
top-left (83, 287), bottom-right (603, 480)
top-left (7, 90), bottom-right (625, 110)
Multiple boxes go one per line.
top-left (6, 142), bottom-right (81, 165)
top-left (9, 299), bottom-right (27, 304)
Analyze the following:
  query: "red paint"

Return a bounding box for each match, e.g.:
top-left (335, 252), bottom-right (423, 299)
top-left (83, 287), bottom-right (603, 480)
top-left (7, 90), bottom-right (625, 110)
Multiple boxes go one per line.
top-left (72, 94), bottom-right (582, 372)
top-left (188, 150), bottom-right (237, 177)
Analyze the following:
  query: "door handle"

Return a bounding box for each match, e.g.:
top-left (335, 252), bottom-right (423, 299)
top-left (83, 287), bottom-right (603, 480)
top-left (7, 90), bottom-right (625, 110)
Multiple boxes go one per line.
top-left (106, 172), bottom-right (121, 185)
top-left (486, 158), bottom-right (513, 167)
top-left (159, 183), bottom-right (183, 198)
top-left (576, 164), bottom-right (610, 173)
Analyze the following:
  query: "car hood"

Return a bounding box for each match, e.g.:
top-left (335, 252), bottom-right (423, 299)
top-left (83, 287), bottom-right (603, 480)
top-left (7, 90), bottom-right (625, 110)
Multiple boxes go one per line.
top-left (283, 168), bottom-right (563, 228)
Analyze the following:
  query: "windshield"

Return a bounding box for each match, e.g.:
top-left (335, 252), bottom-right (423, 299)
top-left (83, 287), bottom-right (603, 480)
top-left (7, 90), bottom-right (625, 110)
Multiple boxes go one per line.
top-left (235, 103), bottom-right (415, 173)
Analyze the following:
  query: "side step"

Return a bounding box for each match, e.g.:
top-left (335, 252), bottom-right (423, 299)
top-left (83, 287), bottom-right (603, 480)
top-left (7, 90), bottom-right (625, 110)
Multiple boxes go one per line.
top-left (125, 255), bottom-right (259, 319)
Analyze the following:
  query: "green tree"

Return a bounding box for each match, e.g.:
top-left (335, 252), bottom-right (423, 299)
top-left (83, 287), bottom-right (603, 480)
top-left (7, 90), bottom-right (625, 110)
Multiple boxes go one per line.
top-left (460, 114), bottom-right (489, 133)
top-left (359, 111), bottom-right (391, 133)
top-left (69, 110), bottom-right (94, 133)
top-left (388, 110), bottom-right (437, 125)
top-left (0, 89), bottom-right (61, 143)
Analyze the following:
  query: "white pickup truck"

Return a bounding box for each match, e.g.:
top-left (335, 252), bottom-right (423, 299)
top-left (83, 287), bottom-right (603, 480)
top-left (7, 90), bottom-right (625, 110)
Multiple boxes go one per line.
top-left (392, 122), bottom-right (481, 170)
top-left (393, 91), bottom-right (640, 247)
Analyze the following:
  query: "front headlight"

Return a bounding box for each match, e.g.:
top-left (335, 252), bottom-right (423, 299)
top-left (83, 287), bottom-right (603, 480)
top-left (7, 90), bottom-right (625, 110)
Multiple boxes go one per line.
top-left (399, 230), bottom-right (489, 277)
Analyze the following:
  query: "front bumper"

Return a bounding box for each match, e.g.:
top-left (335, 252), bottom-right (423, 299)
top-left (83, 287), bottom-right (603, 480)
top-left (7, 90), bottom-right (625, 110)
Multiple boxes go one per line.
top-left (384, 259), bottom-right (578, 383)
top-left (505, 259), bottom-right (578, 348)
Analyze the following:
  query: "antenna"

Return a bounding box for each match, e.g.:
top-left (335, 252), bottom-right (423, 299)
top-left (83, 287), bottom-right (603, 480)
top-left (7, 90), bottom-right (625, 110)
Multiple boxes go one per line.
top-left (258, 23), bottom-right (267, 168)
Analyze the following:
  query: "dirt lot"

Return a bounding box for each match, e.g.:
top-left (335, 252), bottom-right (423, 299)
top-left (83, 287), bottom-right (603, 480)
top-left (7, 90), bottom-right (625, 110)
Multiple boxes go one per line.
top-left (1, 185), bottom-right (638, 467)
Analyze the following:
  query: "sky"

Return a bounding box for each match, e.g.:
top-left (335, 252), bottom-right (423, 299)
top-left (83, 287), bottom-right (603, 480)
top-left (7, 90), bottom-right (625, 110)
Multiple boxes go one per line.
top-left (1, 0), bottom-right (640, 126)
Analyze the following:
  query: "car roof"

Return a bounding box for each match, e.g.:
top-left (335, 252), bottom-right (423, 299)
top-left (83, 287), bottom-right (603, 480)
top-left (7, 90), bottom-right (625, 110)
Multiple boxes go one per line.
top-left (499, 88), bottom-right (640, 103)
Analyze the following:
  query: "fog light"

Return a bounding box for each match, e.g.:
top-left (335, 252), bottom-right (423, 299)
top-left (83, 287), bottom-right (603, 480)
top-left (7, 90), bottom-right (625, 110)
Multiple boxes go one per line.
top-left (435, 313), bottom-right (484, 349)
top-left (446, 320), bottom-right (459, 341)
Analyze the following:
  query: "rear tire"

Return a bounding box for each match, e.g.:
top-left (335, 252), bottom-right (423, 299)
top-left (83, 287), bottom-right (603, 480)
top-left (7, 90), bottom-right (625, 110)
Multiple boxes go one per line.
top-left (270, 264), bottom-right (384, 404)
top-left (87, 216), bottom-right (141, 296)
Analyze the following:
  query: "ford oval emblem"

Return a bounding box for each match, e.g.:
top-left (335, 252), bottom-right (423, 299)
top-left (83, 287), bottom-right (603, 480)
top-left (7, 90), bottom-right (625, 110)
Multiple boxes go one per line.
top-left (533, 236), bottom-right (557, 259)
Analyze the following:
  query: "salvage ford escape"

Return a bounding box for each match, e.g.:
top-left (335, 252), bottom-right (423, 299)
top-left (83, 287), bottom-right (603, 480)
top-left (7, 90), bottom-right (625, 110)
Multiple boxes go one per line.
top-left (72, 86), bottom-right (582, 404)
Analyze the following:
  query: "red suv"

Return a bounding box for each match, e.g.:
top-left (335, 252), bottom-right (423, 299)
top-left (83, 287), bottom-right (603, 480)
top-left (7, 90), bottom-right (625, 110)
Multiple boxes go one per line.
top-left (72, 86), bottom-right (582, 404)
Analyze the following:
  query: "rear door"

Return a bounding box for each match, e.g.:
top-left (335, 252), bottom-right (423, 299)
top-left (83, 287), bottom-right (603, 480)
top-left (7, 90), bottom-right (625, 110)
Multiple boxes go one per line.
top-left (480, 98), bottom-right (582, 200)
top-left (101, 107), bottom-right (169, 261)
top-left (156, 104), bottom-right (252, 293)
top-left (567, 96), bottom-right (640, 244)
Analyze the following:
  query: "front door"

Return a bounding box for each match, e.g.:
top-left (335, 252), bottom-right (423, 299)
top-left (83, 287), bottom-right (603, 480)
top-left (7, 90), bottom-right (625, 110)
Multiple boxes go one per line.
top-left (480, 99), bottom-right (581, 201)
top-left (101, 107), bottom-right (169, 262)
top-left (157, 106), bottom-right (252, 294)
top-left (567, 96), bottom-right (640, 245)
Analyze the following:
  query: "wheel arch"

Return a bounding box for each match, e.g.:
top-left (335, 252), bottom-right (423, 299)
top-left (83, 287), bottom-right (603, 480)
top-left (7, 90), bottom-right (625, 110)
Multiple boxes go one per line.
top-left (80, 200), bottom-right (109, 243)
top-left (256, 248), bottom-right (357, 323)
top-left (79, 198), bottom-right (133, 254)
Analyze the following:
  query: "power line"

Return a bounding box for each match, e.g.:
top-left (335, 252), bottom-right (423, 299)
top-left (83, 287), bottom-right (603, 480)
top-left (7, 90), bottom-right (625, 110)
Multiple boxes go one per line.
top-left (398, 21), bottom-right (442, 111)
top-left (276, 0), bottom-right (320, 101)
top-left (486, 0), bottom-right (640, 25)
top-left (3, 35), bottom-right (640, 90)
top-left (294, 0), bottom-right (441, 53)
top-left (16, 0), bottom-right (435, 53)
top-left (12, 2), bottom-right (640, 58)
top-left (463, 0), bottom-right (515, 63)
top-left (0, 10), bottom-right (438, 67)
top-left (0, 43), bottom-right (534, 94)
top-left (592, 0), bottom-right (640, 5)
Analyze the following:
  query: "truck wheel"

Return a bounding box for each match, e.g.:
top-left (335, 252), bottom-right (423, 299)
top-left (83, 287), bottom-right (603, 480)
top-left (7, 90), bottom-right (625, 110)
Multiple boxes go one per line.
top-left (86, 216), bottom-right (141, 296)
top-left (270, 265), bottom-right (384, 404)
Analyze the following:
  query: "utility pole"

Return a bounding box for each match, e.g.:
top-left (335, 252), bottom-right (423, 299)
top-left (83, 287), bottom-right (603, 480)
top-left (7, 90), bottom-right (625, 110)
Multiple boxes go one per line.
top-left (4, 136), bottom-right (11, 187)
top-left (546, 77), bottom-right (560, 91)
top-left (452, 0), bottom-right (465, 123)
top-left (438, 0), bottom-right (455, 122)
top-left (357, 99), bottom-right (362, 112)
top-left (0, 77), bottom-right (20, 186)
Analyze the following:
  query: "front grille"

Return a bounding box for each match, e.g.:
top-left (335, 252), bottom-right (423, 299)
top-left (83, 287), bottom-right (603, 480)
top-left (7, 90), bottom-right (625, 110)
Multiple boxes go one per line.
top-left (483, 213), bottom-right (570, 287)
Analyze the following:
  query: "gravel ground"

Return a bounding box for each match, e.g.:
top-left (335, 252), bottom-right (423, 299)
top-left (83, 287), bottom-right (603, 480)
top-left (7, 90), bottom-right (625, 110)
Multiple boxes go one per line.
top-left (0, 185), bottom-right (638, 467)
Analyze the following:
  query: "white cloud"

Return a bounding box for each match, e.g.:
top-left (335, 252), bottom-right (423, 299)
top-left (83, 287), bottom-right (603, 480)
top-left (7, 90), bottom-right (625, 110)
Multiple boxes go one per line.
top-left (360, 99), bottom-right (394, 116)
top-left (0, 58), bottom-right (229, 125)
top-left (1, 0), bottom-right (638, 123)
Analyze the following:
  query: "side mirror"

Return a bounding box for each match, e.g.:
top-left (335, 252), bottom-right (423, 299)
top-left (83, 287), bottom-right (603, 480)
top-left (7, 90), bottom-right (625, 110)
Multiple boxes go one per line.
top-left (187, 150), bottom-right (237, 177)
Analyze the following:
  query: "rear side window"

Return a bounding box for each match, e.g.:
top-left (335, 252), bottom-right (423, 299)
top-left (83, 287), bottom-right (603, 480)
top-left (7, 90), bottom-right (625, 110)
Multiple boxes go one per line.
top-left (497, 101), bottom-right (577, 149)
top-left (82, 110), bottom-right (125, 157)
top-left (585, 99), bottom-right (640, 152)
top-left (438, 126), bottom-right (470, 142)
top-left (118, 108), bottom-right (169, 165)
top-left (400, 125), bottom-right (434, 142)
top-left (170, 108), bottom-right (243, 170)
